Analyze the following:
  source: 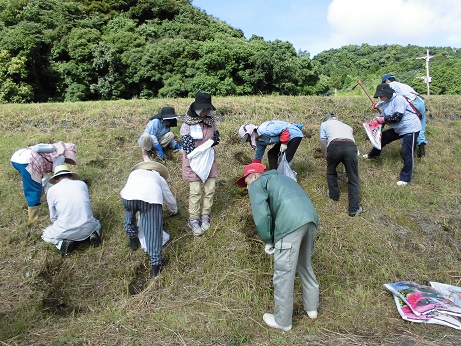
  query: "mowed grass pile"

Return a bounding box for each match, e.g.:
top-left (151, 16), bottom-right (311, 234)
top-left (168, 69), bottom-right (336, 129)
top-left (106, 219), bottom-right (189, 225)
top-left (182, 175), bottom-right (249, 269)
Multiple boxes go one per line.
top-left (1, 95), bottom-right (461, 345)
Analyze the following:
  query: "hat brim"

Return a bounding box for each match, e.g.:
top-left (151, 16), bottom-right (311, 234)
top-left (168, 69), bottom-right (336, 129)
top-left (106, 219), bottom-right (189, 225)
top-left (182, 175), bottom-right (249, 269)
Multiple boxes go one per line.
top-left (162, 115), bottom-right (179, 120)
top-left (49, 171), bottom-right (78, 184)
top-left (193, 103), bottom-right (216, 111)
top-left (374, 91), bottom-right (385, 98)
top-left (240, 133), bottom-right (250, 144)
top-left (131, 161), bottom-right (170, 180)
top-left (236, 175), bottom-right (249, 188)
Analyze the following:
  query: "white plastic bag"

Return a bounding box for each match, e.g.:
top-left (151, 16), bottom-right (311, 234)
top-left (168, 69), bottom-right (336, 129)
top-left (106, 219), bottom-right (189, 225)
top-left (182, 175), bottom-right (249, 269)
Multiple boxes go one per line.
top-left (138, 219), bottom-right (171, 250)
top-left (277, 153), bottom-right (297, 181)
top-left (187, 139), bottom-right (215, 182)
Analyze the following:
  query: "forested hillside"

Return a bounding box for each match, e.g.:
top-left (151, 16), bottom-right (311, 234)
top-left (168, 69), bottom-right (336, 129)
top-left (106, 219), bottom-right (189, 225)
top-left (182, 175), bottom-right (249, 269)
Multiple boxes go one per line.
top-left (1, 0), bottom-right (460, 103)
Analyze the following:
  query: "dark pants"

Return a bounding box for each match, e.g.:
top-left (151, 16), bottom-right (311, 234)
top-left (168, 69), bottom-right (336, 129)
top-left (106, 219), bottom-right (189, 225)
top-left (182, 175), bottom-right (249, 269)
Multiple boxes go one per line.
top-left (268, 137), bottom-right (302, 170)
top-left (368, 129), bottom-right (419, 182)
top-left (327, 141), bottom-right (360, 214)
top-left (122, 199), bottom-right (163, 266)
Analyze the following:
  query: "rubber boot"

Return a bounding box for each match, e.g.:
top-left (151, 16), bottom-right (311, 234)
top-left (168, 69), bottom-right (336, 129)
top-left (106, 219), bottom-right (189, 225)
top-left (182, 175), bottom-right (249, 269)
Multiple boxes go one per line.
top-left (28, 206), bottom-right (48, 223)
top-left (418, 143), bottom-right (426, 158)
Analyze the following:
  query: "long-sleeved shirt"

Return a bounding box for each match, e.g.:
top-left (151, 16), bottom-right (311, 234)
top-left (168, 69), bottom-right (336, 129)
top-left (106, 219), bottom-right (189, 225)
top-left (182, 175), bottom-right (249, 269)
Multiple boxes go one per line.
top-left (46, 178), bottom-right (100, 240)
top-left (254, 121), bottom-right (303, 161)
top-left (137, 118), bottom-right (171, 146)
top-left (120, 169), bottom-right (177, 214)
top-left (381, 95), bottom-right (422, 135)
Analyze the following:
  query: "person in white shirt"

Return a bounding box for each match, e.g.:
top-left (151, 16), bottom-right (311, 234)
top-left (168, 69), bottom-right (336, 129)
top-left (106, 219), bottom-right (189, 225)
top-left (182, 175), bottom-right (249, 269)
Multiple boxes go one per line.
top-left (42, 165), bottom-right (101, 257)
top-left (120, 161), bottom-right (178, 278)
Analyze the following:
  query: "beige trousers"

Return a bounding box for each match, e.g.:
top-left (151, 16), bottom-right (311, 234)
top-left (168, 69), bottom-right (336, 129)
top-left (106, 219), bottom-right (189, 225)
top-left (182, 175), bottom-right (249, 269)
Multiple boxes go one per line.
top-left (188, 177), bottom-right (216, 220)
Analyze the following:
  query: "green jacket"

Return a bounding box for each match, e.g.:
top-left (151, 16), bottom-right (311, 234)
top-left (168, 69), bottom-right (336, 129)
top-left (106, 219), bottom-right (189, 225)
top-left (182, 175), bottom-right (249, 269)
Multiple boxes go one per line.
top-left (248, 170), bottom-right (318, 244)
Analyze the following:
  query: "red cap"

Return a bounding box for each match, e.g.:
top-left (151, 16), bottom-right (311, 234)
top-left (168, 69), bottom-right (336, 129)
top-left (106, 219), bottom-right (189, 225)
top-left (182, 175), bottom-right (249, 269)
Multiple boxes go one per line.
top-left (236, 163), bottom-right (266, 187)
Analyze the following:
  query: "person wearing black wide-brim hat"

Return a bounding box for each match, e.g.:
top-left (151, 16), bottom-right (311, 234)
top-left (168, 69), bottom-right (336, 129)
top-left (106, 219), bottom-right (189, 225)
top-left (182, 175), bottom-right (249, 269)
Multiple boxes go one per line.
top-left (138, 106), bottom-right (182, 162)
top-left (363, 83), bottom-right (422, 186)
top-left (179, 92), bottom-right (220, 236)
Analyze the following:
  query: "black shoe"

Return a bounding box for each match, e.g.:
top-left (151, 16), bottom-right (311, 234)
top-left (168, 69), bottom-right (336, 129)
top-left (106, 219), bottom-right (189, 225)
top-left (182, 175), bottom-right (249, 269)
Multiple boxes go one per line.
top-left (418, 143), bottom-right (426, 158)
top-left (326, 189), bottom-right (339, 201)
top-left (150, 264), bottom-right (163, 278)
top-left (349, 205), bottom-right (364, 217)
top-left (89, 231), bottom-right (101, 247)
top-left (129, 236), bottom-right (140, 251)
top-left (60, 239), bottom-right (75, 257)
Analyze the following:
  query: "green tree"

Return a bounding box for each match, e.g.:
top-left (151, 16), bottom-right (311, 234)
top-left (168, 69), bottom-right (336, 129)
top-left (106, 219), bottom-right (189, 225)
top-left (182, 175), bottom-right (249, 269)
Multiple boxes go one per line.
top-left (0, 50), bottom-right (33, 103)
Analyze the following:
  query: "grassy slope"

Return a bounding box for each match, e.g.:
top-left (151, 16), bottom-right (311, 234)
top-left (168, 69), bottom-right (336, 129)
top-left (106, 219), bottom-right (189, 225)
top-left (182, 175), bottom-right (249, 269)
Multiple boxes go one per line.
top-left (1, 96), bottom-right (460, 345)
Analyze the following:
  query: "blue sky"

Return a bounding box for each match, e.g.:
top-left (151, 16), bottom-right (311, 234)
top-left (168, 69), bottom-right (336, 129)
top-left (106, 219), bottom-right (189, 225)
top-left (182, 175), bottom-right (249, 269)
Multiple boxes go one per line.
top-left (191, 0), bottom-right (461, 57)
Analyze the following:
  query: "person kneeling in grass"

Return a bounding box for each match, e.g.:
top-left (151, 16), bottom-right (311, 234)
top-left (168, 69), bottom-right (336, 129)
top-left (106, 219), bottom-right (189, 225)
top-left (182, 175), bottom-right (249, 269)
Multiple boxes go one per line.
top-left (42, 165), bottom-right (101, 257)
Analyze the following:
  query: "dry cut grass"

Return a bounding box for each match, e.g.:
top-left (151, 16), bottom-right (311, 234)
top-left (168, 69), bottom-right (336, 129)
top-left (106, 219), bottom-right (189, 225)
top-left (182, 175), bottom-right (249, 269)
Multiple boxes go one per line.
top-left (0, 95), bottom-right (460, 345)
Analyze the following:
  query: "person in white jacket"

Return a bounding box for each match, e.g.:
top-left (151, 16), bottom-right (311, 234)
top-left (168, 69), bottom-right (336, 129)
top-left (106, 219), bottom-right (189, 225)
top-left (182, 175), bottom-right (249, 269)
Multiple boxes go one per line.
top-left (42, 165), bottom-right (101, 257)
top-left (120, 161), bottom-right (178, 278)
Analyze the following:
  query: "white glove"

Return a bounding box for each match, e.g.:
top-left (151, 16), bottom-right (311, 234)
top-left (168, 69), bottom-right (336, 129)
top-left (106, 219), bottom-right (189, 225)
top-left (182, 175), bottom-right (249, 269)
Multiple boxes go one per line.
top-left (280, 144), bottom-right (288, 153)
top-left (264, 244), bottom-right (275, 255)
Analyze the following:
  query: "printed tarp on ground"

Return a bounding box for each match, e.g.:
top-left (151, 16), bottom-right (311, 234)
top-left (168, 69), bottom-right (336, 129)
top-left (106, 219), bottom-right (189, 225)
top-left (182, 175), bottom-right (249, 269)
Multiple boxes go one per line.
top-left (384, 281), bottom-right (461, 330)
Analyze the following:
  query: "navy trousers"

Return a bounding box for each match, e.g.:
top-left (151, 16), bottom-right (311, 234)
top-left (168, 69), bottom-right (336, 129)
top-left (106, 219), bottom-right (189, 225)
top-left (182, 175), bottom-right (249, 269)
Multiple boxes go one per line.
top-left (368, 129), bottom-right (419, 182)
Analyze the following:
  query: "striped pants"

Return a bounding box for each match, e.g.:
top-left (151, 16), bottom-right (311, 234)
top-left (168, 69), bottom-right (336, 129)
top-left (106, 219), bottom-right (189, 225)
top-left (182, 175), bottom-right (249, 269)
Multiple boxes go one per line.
top-left (122, 199), bottom-right (163, 266)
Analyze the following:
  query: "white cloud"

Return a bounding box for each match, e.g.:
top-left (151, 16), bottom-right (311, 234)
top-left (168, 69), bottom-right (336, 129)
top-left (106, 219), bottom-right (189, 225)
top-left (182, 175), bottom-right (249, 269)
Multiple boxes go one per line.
top-left (326, 0), bottom-right (461, 48)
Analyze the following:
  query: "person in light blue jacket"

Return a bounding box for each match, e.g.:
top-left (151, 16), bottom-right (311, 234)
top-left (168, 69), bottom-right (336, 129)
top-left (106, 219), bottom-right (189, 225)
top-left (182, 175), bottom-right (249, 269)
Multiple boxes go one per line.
top-left (364, 83), bottom-right (421, 186)
top-left (238, 120), bottom-right (303, 170)
top-left (138, 106), bottom-right (181, 161)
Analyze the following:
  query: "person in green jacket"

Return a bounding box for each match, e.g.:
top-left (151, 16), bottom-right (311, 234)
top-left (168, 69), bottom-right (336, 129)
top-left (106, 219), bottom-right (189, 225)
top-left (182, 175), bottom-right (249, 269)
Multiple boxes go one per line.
top-left (236, 163), bottom-right (320, 331)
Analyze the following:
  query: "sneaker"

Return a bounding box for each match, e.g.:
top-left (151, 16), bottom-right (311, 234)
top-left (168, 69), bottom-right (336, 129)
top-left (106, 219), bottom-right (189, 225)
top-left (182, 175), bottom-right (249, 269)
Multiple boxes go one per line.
top-left (326, 189), bottom-right (339, 201)
top-left (201, 215), bottom-right (211, 232)
top-left (60, 239), bottom-right (75, 257)
top-left (262, 313), bottom-right (292, 331)
top-left (150, 264), bottom-right (164, 278)
top-left (306, 310), bottom-right (318, 320)
top-left (397, 181), bottom-right (408, 186)
top-left (129, 236), bottom-right (140, 251)
top-left (89, 231), bottom-right (101, 247)
top-left (349, 205), bottom-right (364, 217)
top-left (188, 219), bottom-right (204, 236)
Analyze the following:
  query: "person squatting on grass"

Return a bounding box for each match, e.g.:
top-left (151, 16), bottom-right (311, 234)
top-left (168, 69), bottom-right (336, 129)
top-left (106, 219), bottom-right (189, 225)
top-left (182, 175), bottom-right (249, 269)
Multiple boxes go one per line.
top-left (364, 83), bottom-right (422, 186)
top-left (319, 113), bottom-right (363, 217)
top-left (381, 73), bottom-right (427, 158)
top-left (10, 142), bottom-right (77, 223)
top-left (236, 163), bottom-right (319, 331)
top-left (138, 106), bottom-right (181, 162)
top-left (120, 161), bottom-right (178, 278)
top-left (180, 92), bottom-right (220, 236)
top-left (238, 120), bottom-right (303, 170)
top-left (42, 165), bottom-right (101, 257)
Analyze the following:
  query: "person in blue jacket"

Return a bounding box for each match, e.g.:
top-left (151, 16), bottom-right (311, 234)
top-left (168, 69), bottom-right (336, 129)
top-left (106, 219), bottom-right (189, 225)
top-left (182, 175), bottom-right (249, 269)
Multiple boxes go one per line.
top-left (236, 162), bottom-right (319, 331)
top-left (138, 106), bottom-right (181, 161)
top-left (238, 120), bottom-right (303, 170)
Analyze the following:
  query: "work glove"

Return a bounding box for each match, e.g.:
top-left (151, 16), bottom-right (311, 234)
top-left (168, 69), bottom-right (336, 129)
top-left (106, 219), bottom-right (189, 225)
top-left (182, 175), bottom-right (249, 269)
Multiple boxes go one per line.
top-left (154, 144), bottom-right (165, 159)
top-left (372, 103), bottom-right (378, 109)
top-left (280, 144), bottom-right (288, 153)
top-left (264, 244), bottom-right (275, 255)
top-left (252, 159), bottom-right (262, 164)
